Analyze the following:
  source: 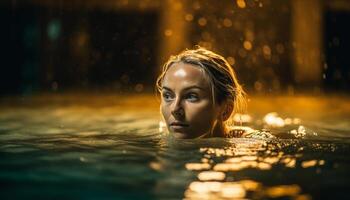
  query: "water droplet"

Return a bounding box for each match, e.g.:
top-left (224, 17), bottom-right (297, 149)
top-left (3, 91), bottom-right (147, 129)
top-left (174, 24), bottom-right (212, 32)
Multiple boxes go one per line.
top-left (254, 81), bottom-right (263, 91)
top-left (198, 17), bottom-right (207, 26)
top-left (185, 14), bottom-right (194, 21)
top-left (223, 18), bottom-right (232, 27)
top-left (236, 0), bottom-right (246, 8)
top-left (227, 56), bottom-right (235, 65)
top-left (134, 83), bottom-right (144, 92)
top-left (243, 41), bottom-right (253, 50)
top-left (262, 45), bottom-right (271, 55)
top-left (164, 29), bottom-right (173, 36)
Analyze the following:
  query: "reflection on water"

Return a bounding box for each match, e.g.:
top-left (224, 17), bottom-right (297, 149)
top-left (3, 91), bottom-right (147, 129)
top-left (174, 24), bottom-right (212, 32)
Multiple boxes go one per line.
top-left (184, 139), bottom-right (328, 199)
top-left (186, 181), bottom-right (305, 199)
top-left (0, 94), bottom-right (350, 199)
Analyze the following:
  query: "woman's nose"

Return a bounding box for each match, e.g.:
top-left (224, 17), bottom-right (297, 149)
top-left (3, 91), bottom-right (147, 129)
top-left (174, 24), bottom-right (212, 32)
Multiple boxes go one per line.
top-left (171, 98), bottom-right (184, 118)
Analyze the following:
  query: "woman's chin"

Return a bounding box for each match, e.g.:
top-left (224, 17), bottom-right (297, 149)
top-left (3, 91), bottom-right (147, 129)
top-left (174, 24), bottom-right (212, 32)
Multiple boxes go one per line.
top-left (172, 132), bottom-right (192, 139)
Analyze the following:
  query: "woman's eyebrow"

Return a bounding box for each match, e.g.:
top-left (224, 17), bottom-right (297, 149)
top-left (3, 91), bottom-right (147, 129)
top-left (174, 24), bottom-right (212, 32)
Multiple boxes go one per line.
top-left (162, 86), bottom-right (204, 91)
top-left (183, 86), bottom-right (204, 91)
top-left (162, 86), bottom-right (172, 91)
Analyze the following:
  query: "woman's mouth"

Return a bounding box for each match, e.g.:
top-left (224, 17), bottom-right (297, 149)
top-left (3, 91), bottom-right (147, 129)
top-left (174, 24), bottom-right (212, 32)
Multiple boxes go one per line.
top-left (170, 121), bottom-right (189, 130)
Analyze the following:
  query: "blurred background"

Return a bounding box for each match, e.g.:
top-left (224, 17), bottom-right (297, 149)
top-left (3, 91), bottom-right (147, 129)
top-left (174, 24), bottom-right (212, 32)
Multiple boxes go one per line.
top-left (0, 0), bottom-right (349, 96)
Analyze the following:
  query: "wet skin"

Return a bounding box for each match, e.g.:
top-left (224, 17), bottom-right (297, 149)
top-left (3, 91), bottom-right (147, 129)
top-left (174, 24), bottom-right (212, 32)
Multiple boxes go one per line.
top-left (160, 62), bottom-right (225, 139)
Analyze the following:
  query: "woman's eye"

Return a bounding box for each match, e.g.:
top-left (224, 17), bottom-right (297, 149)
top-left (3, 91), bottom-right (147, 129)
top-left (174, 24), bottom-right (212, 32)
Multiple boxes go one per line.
top-left (186, 93), bottom-right (199, 102)
top-left (162, 92), bottom-right (173, 101)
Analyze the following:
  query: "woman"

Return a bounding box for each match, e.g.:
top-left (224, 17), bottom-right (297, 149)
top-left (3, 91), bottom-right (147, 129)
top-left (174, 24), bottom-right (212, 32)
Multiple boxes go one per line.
top-left (156, 47), bottom-right (274, 139)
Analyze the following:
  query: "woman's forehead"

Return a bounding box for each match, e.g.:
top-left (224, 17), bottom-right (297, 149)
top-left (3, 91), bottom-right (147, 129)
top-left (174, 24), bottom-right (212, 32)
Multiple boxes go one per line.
top-left (162, 63), bottom-right (211, 89)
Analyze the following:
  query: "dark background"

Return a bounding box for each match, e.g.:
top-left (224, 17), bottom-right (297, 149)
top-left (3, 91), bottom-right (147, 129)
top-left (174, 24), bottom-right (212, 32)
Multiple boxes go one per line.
top-left (0, 0), bottom-right (349, 96)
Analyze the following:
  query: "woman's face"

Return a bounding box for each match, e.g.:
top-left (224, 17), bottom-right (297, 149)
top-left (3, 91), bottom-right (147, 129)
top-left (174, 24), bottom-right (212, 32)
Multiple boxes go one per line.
top-left (160, 62), bottom-right (224, 139)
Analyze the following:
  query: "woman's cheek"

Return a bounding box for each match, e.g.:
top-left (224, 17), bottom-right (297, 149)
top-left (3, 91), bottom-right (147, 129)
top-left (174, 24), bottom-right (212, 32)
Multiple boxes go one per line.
top-left (160, 104), bottom-right (163, 115)
top-left (187, 102), bottom-right (213, 123)
top-left (160, 104), bottom-right (169, 120)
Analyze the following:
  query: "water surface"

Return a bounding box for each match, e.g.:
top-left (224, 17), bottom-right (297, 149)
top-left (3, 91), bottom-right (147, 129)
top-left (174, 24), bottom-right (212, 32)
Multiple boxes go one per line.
top-left (0, 94), bottom-right (349, 199)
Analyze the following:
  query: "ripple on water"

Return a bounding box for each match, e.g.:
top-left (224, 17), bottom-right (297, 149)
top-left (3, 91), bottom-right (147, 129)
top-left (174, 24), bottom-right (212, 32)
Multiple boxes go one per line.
top-left (180, 137), bottom-right (345, 199)
top-left (0, 95), bottom-right (349, 199)
top-left (1, 144), bottom-right (37, 153)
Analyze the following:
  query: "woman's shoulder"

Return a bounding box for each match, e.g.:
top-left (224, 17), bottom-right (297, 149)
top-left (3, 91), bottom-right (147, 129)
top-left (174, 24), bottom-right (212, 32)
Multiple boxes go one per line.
top-left (227, 126), bottom-right (275, 139)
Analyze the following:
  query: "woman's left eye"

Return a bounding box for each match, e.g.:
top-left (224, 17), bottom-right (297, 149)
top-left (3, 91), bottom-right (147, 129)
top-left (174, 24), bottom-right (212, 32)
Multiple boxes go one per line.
top-left (186, 93), bottom-right (199, 101)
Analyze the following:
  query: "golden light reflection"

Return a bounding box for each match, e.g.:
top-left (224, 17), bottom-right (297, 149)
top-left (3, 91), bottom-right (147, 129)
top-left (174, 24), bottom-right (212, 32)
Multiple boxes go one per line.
top-left (294, 194), bottom-right (313, 200)
top-left (301, 160), bottom-right (318, 168)
top-left (263, 112), bottom-right (302, 129)
top-left (197, 171), bottom-right (225, 181)
top-left (159, 121), bottom-right (166, 133)
top-left (264, 112), bottom-right (285, 127)
top-left (220, 183), bottom-right (246, 198)
top-left (185, 163), bottom-right (211, 171)
top-left (281, 157), bottom-right (297, 168)
top-left (198, 17), bottom-right (207, 26)
top-left (285, 117), bottom-right (293, 125)
top-left (227, 155), bottom-right (257, 162)
top-left (262, 45), bottom-right (272, 55)
top-left (243, 40), bottom-right (253, 50)
top-left (189, 181), bottom-right (222, 193)
top-left (319, 160), bottom-right (325, 165)
top-left (262, 156), bottom-right (279, 164)
top-left (164, 29), bottom-right (173, 37)
top-left (226, 56), bottom-right (235, 65)
top-left (265, 184), bottom-right (301, 198)
top-left (233, 113), bottom-right (252, 123)
top-left (294, 118), bottom-right (302, 124)
top-left (239, 179), bottom-right (261, 190)
top-left (184, 179), bottom-right (306, 199)
top-left (236, 0), bottom-right (246, 9)
top-left (254, 81), bottom-right (263, 91)
top-left (245, 30), bottom-right (255, 42)
top-left (184, 138), bottom-right (327, 199)
top-left (149, 161), bottom-right (162, 171)
top-left (223, 18), bottom-right (232, 27)
top-left (258, 162), bottom-right (272, 170)
top-left (214, 162), bottom-right (255, 171)
top-left (185, 13), bottom-right (193, 21)
top-left (186, 181), bottom-right (246, 199)
top-left (290, 125), bottom-right (306, 138)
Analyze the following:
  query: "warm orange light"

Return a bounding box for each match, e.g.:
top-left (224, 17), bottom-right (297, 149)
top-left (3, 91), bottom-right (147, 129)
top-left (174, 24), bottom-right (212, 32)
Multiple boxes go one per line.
top-left (197, 171), bottom-right (226, 181)
top-left (198, 17), bottom-right (207, 26)
top-left (223, 18), bottom-right (232, 27)
top-left (243, 41), bottom-right (253, 50)
top-left (236, 0), bottom-right (246, 8)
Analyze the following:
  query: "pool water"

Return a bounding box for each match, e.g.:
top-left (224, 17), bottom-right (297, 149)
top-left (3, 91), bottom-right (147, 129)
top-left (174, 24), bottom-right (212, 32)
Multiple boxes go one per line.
top-left (0, 94), bottom-right (349, 199)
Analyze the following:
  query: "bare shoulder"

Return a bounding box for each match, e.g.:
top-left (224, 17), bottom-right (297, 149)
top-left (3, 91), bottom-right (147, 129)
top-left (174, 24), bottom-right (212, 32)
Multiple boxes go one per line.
top-left (227, 126), bottom-right (275, 139)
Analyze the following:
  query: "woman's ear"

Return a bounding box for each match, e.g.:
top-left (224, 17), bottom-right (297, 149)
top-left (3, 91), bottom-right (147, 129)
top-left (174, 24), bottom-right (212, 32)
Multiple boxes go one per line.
top-left (221, 102), bottom-right (233, 121)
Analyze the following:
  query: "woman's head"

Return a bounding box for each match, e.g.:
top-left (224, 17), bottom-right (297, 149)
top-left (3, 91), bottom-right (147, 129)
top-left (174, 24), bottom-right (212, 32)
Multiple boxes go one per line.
top-left (156, 47), bottom-right (246, 138)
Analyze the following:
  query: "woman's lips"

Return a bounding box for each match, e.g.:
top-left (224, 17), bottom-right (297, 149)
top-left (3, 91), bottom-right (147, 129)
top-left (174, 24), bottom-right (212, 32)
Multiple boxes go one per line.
top-left (170, 122), bottom-right (189, 131)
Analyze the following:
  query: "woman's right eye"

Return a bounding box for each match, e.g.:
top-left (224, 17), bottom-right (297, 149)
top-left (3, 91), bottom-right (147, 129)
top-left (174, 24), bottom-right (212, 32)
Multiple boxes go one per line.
top-left (162, 92), bottom-right (173, 101)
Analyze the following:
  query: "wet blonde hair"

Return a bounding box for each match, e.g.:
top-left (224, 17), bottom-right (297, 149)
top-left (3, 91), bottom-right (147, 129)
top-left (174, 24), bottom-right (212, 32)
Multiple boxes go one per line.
top-left (156, 47), bottom-right (247, 135)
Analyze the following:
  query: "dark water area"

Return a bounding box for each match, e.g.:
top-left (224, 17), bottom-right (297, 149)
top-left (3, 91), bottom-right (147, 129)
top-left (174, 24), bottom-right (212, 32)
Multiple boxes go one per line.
top-left (0, 94), bottom-right (349, 199)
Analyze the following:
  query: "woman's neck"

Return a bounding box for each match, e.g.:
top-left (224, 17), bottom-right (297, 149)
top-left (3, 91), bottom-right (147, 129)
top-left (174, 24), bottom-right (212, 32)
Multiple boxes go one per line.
top-left (212, 122), bottom-right (226, 137)
top-left (198, 121), bottom-right (225, 138)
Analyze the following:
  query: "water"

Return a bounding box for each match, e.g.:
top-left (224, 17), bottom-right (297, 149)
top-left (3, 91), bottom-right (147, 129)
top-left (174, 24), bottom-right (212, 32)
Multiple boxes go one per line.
top-left (0, 94), bottom-right (349, 199)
